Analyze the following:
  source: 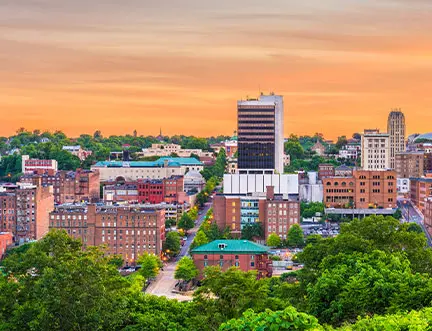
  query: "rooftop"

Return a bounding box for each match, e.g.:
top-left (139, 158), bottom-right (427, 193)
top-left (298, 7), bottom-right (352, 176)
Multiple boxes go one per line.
top-left (191, 240), bottom-right (269, 254)
top-left (93, 157), bottom-right (202, 168)
top-left (414, 133), bottom-right (432, 142)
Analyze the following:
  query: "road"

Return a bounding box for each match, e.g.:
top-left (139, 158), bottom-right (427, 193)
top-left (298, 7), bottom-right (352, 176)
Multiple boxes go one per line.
top-left (146, 200), bottom-right (213, 300)
top-left (398, 198), bottom-right (432, 246)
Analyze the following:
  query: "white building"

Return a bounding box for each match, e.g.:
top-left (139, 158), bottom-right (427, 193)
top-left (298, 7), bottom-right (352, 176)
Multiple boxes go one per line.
top-left (184, 170), bottom-right (206, 193)
top-left (299, 172), bottom-right (323, 202)
top-left (223, 173), bottom-right (298, 195)
top-left (21, 155), bottom-right (58, 174)
top-left (397, 178), bottom-right (410, 194)
top-left (142, 143), bottom-right (212, 158)
top-left (361, 129), bottom-right (390, 170)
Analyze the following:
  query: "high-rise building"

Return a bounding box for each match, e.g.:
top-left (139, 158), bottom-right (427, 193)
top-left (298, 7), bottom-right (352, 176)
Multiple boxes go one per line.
top-left (387, 110), bottom-right (406, 169)
top-left (361, 129), bottom-right (390, 170)
top-left (237, 93), bottom-right (284, 174)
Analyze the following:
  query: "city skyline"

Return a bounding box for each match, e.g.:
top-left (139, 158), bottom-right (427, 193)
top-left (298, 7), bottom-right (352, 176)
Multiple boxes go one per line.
top-left (2, 1), bottom-right (432, 139)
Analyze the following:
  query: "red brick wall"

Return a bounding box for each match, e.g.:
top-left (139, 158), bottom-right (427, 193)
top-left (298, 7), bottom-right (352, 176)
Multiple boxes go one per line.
top-left (0, 232), bottom-right (13, 259)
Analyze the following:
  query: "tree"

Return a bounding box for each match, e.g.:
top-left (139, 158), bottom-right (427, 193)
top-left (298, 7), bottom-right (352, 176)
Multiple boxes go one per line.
top-left (163, 231), bottom-right (181, 256)
top-left (241, 223), bottom-right (264, 241)
top-left (287, 224), bottom-right (305, 247)
top-left (220, 307), bottom-right (323, 331)
top-left (137, 253), bottom-right (163, 280)
top-left (191, 230), bottom-right (209, 249)
top-left (175, 257), bottom-right (198, 282)
top-left (178, 212), bottom-right (195, 232)
top-left (335, 135), bottom-right (348, 150)
top-left (266, 233), bottom-right (282, 247)
top-left (0, 230), bottom-right (129, 331)
top-left (284, 140), bottom-right (305, 160)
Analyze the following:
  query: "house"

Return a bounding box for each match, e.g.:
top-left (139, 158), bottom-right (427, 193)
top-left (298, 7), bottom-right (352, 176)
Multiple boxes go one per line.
top-left (311, 141), bottom-right (326, 156)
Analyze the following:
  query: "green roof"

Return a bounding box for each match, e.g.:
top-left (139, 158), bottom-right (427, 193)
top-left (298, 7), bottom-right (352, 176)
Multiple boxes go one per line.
top-left (93, 157), bottom-right (203, 168)
top-left (191, 240), bottom-right (269, 255)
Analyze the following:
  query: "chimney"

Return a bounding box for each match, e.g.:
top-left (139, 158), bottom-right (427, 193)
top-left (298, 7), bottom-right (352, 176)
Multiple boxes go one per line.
top-left (266, 186), bottom-right (275, 200)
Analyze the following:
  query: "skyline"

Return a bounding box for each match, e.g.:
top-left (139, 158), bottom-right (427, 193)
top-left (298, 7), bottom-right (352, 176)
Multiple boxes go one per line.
top-left (2, 1), bottom-right (432, 139)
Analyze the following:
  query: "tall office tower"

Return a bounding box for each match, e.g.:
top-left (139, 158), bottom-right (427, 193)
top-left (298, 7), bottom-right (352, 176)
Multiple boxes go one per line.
top-left (387, 109), bottom-right (406, 169)
top-left (237, 93), bottom-right (284, 174)
top-left (361, 129), bottom-right (391, 170)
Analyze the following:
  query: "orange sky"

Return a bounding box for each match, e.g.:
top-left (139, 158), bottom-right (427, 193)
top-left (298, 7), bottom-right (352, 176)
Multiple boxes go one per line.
top-left (1, 0), bottom-right (432, 139)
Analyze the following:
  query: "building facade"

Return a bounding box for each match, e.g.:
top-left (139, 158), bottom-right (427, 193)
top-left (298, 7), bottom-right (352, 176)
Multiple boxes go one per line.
top-left (62, 145), bottom-right (93, 161)
top-left (21, 155), bottom-right (58, 175)
top-left (395, 152), bottom-right (424, 178)
top-left (222, 173), bottom-right (299, 195)
top-left (191, 240), bottom-right (272, 279)
top-left (424, 198), bottom-right (432, 237)
top-left (91, 157), bottom-right (203, 182)
top-left (0, 232), bottom-right (13, 259)
top-left (318, 164), bottom-right (335, 180)
top-left (387, 110), bottom-right (406, 169)
top-left (49, 203), bottom-right (165, 264)
top-left (361, 129), bottom-right (390, 170)
top-left (0, 183), bottom-right (54, 244)
top-left (237, 94), bottom-right (284, 173)
top-left (20, 169), bottom-right (100, 205)
top-left (323, 170), bottom-right (397, 209)
top-left (410, 176), bottom-right (432, 212)
top-left (141, 143), bottom-right (213, 158)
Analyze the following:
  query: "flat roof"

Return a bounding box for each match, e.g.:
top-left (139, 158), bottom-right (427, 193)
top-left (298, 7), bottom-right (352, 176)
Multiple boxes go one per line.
top-left (93, 157), bottom-right (203, 168)
top-left (192, 239), bottom-right (269, 254)
top-left (325, 208), bottom-right (396, 215)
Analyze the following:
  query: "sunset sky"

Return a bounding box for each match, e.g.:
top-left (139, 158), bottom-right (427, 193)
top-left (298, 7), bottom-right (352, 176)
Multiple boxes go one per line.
top-left (1, 0), bottom-right (432, 139)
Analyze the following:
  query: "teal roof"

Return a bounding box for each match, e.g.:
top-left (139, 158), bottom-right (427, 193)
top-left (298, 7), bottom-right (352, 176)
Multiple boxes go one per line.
top-left (191, 240), bottom-right (269, 255)
top-left (93, 157), bottom-right (203, 168)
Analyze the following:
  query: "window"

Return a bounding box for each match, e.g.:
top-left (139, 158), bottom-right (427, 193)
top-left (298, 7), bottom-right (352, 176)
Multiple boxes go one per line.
top-left (250, 262), bottom-right (255, 267)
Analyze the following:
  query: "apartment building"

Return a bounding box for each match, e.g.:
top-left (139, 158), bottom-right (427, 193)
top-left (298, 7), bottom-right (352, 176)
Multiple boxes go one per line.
top-left (323, 170), bottom-right (397, 209)
top-left (318, 164), bottom-right (335, 180)
top-left (21, 155), bottom-right (58, 175)
top-left (141, 143), bottom-right (213, 158)
top-left (361, 129), bottom-right (390, 170)
top-left (424, 198), bottom-right (432, 237)
top-left (0, 182), bottom-right (54, 243)
top-left (49, 203), bottom-right (165, 264)
top-left (395, 152), bottom-right (424, 178)
top-left (20, 169), bottom-right (100, 204)
top-left (410, 176), bottom-right (432, 212)
top-left (0, 232), bottom-right (13, 259)
top-left (213, 186), bottom-right (299, 240)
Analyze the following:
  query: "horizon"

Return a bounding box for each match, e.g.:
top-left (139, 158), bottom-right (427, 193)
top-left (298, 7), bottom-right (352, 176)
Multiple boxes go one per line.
top-left (2, 1), bottom-right (432, 139)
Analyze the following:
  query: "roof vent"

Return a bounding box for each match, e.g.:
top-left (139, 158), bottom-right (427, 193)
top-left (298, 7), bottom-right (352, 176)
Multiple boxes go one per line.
top-left (218, 243), bottom-right (227, 250)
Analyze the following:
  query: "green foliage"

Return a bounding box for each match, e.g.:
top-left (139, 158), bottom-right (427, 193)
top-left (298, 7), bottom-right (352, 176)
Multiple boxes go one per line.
top-left (178, 212), bottom-right (195, 232)
top-left (285, 155), bottom-right (340, 173)
top-left (202, 148), bottom-right (227, 181)
top-left (0, 154), bottom-right (22, 181)
top-left (137, 253), bottom-right (163, 280)
top-left (284, 139), bottom-right (305, 160)
top-left (241, 222), bottom-right (264, 240)
top-left (392, 208), bottom-right (402, 220)
top-left (267, 233), bottom-right (282, 247)
top-left (163, 231), bottom-right (181, 256)
top-left (287, 224), bottom-right (305, 247)
top-left (108, 254), bottom-right (124, 268)
top-left (301, 202), bottom-right (325, 218)
top-left (191, 230), bottom-right (209, 249)
top-left (220, 307), bottom-right (323, 331)
top-left (0, 229), bottom-right (129, 330)
top-left (175, 257), bottom-right (199, 282)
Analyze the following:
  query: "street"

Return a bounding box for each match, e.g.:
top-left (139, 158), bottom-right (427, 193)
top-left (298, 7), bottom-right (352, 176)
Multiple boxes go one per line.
top-left (398, 198), bottom-right (432, 246)
top-left (145, 200), bottom-right (213, 300)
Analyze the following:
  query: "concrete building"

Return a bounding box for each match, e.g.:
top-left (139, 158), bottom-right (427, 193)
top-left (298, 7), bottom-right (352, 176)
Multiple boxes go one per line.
top-left (49, 203), bottom-right (165, 264)
top-left (338, 142), bottom-right (361, 160)
top-left (222, 173), bottom-right (298, 196)
top-left (21, 169), bottom-right (100, 205)
top-left (299, 172), bottom-right (324, 203)
top-left (214, 187), bottom-right (299, 240)
top-left (395, 152), bottom-right (424, 178)
top-left (0, 232), bottom-right (13, 259)
top-left (141, 143), bottom-right (213, 158)
top-left (21, 155), bottom-right (58, 175)
top-left (227, 158), bottom-right (238, 174)
top-left (237, 93), bottom-right (284, 174)
top-left (387, 110), bottom-right (406, 169)
top-left (191, 240), bottom-right (272, 279)
top-left (91, 157), bottom-right (203, 182)
top-left (323, 170), bottom-right (397, 209)
top-left (184, 171), bottom-right (205, 193)
top-left (361, 129), bottom-right (390, 170)
top-left (62, 145), bottom-right (93, 161)
top-left (397, 178), bottom-right (410, 195)
top-left (0, 182), bottom-right (54, 244)
top-left (410, 175), bottom-right (432, 212)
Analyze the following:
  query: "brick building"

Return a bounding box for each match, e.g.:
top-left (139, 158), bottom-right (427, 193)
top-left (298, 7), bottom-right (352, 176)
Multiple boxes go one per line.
top-left (425, 153), bottom-right (432, 174)
top-left (21, 169), bottom-right (100, 204)
top-left (323, 170), bottom-right (397, 209)
top-left (191, 240), bottom-right (272, 279)
top-left (103, 176), bottom-right (184, 204)
top-left (410, 176), bottom-right (432, 212)
top-left (318, 164), bottom-right (335, 180)
top-left (395, 152), bottom-right (424, 178)
top-left (21, 155), bottom-right (58, 175)
top-left (0, 182), bottom-right (54, 244)
top-left (424, 198), bottom-right (432, 237)
top-left (49, 203), bottom-right (165, 264)
top-left (0, 232), bottom-right (13, 259)
top-left (213, 186), bottom-right (299, 241)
